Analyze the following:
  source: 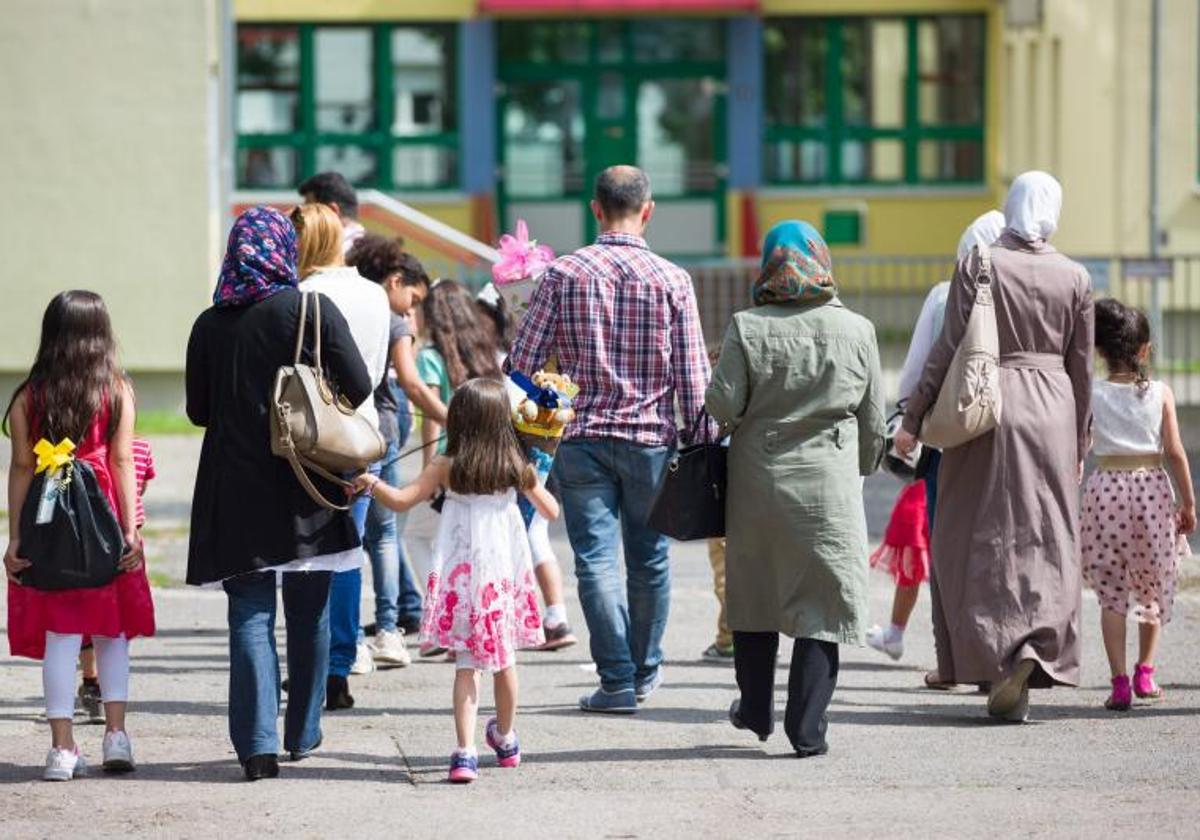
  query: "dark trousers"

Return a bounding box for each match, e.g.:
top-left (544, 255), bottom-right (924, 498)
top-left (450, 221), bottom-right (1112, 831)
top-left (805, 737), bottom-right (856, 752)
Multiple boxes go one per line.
top-left (733, 631), bottom-right (839, 753)
top-left (923, 449), bottom-right (953, 676)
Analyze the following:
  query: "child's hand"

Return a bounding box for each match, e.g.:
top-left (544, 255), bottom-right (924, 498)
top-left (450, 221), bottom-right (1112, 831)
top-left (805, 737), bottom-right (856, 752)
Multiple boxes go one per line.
top-left (3, 540), bottom-right (30, 583)
top-left (118, 532), bottom-right (144, 573)
top-left (1179, 503), bottom-right (1196, 535)
top-left (352, 473), bottom-right (378, 496)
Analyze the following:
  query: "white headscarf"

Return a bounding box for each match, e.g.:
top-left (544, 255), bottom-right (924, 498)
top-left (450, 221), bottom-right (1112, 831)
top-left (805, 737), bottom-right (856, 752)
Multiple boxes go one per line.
top-left (1003, 171), bottom-right (1063, 243)
top-left (956, 210), bottom-right (1006, 260)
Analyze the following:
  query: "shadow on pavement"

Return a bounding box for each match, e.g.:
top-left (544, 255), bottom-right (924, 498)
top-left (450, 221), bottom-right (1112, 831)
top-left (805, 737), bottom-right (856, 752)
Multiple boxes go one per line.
top-left (403, 743), bottom-right (768, 772)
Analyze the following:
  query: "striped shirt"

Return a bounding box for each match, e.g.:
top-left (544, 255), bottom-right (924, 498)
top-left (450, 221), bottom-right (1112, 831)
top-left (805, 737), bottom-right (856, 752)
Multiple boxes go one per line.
top-left (133, 437), bottom-right (155, 528)
top-left (507, 232), bottom-right (712, 447)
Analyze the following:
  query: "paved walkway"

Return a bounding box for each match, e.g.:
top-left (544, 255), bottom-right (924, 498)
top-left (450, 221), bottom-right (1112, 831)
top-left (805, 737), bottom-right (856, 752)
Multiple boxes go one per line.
top-left (1, 437), bottom-right (1199, 838)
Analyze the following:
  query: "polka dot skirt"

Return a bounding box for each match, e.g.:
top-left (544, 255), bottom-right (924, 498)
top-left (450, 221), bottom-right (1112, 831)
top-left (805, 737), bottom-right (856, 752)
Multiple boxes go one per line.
top-left (1080, 468), bottom-right (1180, 623)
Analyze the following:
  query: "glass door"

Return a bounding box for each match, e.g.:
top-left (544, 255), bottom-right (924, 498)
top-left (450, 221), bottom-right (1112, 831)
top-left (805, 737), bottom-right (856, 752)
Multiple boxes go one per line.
top-left (497, 19), bottom-right (726, 257)
top-left (633, 75), bottom-right (723, 256)
top-left (500, 79), bottom-right (587, 255)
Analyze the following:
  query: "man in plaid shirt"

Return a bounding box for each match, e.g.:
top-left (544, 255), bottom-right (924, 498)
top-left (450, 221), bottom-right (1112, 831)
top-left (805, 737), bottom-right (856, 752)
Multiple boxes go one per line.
top-left (507, 166), bottom-right (712, 714)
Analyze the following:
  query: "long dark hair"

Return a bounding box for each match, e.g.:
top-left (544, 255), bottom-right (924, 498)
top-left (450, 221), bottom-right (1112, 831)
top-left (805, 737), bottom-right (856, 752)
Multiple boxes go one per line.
top-left (1095, 297), bottom-right (1151, 390)
top-left (422, 280), bottom-right (502, 387)
top-left (3, 291), bottom-right (123, 441)
top-left (445, 378), bottom-right (534, 495)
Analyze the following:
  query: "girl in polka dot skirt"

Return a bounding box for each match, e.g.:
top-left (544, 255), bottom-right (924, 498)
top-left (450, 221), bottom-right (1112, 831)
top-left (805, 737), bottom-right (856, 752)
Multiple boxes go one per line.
top-left (1081, 299), bottom-right (1194, 712)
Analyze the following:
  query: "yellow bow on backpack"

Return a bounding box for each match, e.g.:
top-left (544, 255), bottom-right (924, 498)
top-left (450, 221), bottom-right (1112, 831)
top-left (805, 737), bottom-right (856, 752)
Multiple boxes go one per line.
top-left (34, 438), bottom-right (75, 474)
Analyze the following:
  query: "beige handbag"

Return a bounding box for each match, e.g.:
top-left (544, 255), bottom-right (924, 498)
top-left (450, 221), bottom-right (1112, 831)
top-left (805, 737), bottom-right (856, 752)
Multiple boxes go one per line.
top-left (270, 292), bottom-right (387, 511)
top-left (919, 244), bottom-right (1003, 449)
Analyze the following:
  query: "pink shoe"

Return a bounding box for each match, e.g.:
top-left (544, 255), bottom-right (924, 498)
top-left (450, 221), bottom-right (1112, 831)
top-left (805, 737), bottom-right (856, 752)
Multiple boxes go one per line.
top-left (447, 749), bottom-right (478, 783)
top-left (1105, 675), bottom-right (1132, 711)
top-left (1133, 664), bottom-right (1164, 699)
top-left (485, 718), bottom-right (521, 768)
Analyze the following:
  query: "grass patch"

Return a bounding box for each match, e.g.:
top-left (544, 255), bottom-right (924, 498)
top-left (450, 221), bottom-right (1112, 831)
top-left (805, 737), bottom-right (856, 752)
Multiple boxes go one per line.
top-left (147, 570), bottom-right (179, 589)
top-left (141, 524), bottom-right (191, 540)
top-left (135, 411), bottom-right (200, 436)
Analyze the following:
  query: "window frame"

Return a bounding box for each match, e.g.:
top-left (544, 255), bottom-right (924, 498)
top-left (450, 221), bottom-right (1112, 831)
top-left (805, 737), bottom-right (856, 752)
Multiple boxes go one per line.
top-left (235, 22), bottom-right (459, 192)
top-left (763, 14), bottom-right (986, 188)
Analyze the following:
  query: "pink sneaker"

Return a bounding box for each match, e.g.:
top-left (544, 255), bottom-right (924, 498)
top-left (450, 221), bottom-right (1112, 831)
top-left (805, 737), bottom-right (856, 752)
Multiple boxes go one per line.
top-left (485, 718), bottom-right (521, 768)
top-left (1133, 664), bottom-right (1164, 699)
top-left (447, 749), bottom-right (478, 783)
top-left (1105, 675), bottom-right (1132, 711)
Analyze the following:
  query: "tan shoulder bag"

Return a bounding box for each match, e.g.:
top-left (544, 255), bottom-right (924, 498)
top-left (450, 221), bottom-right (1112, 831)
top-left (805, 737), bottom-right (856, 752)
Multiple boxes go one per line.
top-left (919, 244), bottom-right (1003, 449)
top-left (270, 292), bottom-right (387, 510)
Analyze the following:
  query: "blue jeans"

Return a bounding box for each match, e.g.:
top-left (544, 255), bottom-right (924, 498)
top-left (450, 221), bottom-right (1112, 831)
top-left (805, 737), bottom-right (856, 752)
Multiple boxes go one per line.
top-left (553, 439), bottom-right (672, 692)
top-left (363, 438), bottom-right (424, 632)
top-left (224, 570), bottom-right (331, 761)
top-left (328, 465), bottom-right (375, 677)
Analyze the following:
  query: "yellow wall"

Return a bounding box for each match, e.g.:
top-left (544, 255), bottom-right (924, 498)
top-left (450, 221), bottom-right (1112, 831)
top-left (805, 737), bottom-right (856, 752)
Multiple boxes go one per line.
top-left (763, 0), bottom-right (994, 12)
top-left (1003, 0), bottom-right (1200, 257)
top-left (0, 0), bottom-right (218, 374)
top-left (1155, 0), bottom-right (1200, 254)
top-left (235, 0), bottom-right (475, 21)
top-left (755, 193), bottom-right (998, 255)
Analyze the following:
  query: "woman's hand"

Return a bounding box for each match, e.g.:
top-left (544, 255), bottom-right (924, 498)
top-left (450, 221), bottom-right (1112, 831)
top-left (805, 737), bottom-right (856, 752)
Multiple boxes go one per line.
top-left (893, 428), bottom-right (918, 458)
top-left (1179, 503), bottom-right (1197, 535)
top-left (118, 531), bottom-right (144, 573)
top-left (3, 540), bottom-right (30, 583)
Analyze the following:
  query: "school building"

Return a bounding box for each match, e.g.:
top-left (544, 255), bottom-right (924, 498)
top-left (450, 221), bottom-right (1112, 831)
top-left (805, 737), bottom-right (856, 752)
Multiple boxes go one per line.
top-left (1, 0), bottom-right (1198, 407)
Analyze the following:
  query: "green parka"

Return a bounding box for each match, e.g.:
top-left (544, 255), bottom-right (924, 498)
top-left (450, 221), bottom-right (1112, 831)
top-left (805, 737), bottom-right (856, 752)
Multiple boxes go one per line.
top-left (705, 299), bottom-right (885, 644)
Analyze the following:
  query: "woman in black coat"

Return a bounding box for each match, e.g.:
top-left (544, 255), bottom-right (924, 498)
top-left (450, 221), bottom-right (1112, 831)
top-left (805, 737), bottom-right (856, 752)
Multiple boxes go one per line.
top-left (186, 206), bottom-right (371, 780)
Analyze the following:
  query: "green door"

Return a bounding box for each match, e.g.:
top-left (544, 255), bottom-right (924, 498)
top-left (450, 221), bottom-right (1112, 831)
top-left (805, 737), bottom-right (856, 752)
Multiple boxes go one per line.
top-left (497, 19), bottom-right (726, 258)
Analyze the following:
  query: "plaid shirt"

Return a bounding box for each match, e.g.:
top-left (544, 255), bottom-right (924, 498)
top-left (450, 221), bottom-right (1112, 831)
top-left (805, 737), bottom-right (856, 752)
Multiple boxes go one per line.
top-left (508, 232), bottom-right (712, 447)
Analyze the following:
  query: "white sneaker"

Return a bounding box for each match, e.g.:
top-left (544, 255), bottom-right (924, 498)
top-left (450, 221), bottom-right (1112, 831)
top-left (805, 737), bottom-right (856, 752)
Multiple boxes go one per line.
top-left (102, 730), bottom-right (135, 773)
top-left (865, 625), bottom-right (904, 661)
top-left (43, 746), bottom-right (86, 781)
top-left (350, 641), bottom-right (376, 675)
top-left (372, 629), bottom-right (412, 668)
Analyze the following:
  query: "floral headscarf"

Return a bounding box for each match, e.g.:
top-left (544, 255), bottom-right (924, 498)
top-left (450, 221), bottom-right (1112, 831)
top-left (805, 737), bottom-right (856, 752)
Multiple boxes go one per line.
top-left (752, 221), bottom-right (837, 306)
top-left (213, 206), bottom-right (299, 307)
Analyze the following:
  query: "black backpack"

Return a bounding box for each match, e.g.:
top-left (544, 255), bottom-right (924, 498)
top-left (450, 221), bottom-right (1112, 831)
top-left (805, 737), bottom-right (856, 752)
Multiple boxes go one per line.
top-left (18, 459), bottom-right (125, 591)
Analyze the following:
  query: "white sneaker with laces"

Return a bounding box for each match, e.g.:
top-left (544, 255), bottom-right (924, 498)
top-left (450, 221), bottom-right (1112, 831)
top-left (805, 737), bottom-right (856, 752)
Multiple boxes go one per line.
top-left (102, 730), bottom-right (135, 773)
top-left (43, 746), bottom-right (86, 781)
top-left (350, 641), bottom-right (376, 675)
top-left (865, 625), bottom-right (904, 661)
top-left (372, 629), bottom-right (412, 668)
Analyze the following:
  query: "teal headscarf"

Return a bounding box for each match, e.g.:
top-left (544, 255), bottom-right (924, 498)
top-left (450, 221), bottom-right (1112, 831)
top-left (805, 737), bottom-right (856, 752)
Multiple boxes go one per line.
top-left (752, 221), bottom-right (837, 306)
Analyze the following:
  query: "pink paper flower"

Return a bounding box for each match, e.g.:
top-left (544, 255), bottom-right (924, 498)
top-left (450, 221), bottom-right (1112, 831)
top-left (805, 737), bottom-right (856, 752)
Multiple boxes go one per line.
top-left (492, 219), bottom-right (555, 285)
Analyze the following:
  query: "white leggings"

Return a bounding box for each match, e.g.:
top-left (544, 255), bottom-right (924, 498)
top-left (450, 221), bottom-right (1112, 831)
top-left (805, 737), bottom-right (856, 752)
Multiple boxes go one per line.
top-left (528, 513), bottom-right (555, 567)
top-left (43, 632), bottom-right (129, 720)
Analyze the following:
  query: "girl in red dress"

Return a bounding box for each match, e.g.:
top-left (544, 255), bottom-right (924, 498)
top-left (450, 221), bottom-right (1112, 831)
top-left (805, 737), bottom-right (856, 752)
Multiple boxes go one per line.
top-left (865, 480), bottom-right (931, 661)
top-left (3, 291), bottom-right (156, 781)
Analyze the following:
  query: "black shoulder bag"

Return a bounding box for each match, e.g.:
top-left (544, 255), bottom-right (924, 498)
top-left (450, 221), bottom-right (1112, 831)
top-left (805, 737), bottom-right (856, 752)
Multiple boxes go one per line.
top-left (648, 410), bottom-right (728, 541)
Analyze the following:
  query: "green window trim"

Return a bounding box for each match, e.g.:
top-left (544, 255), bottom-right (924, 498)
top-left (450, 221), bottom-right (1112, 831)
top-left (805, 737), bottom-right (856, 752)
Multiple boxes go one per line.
top-left (763, 14), bottom-right (987, 188)
top-left (235, 22), bottom-right (459, 192)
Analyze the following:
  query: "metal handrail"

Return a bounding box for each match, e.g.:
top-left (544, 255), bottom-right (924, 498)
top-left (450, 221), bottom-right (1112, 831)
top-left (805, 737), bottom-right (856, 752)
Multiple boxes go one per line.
top-left (231, 189), bottom-right (501, 267)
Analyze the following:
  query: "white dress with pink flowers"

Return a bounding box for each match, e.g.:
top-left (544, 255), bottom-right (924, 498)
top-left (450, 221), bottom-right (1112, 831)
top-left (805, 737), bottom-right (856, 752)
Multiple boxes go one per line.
top-left (419, 489), bottom-right (545, 672)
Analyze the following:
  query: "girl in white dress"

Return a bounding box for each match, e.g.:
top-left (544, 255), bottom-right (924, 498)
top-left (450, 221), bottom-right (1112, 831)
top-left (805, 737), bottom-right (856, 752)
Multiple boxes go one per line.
top-left (355, 377), bottom-right (559, 783)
